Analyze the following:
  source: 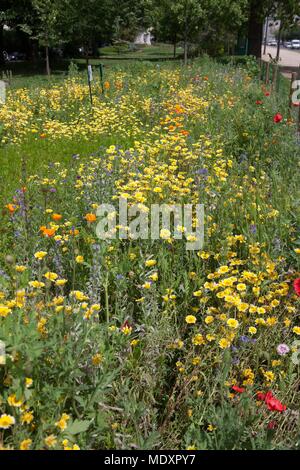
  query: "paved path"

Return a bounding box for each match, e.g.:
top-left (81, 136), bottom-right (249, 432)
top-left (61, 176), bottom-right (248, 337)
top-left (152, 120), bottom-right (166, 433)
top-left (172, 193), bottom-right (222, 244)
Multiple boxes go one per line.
top-left (262, 46), bottom-right (300, 67)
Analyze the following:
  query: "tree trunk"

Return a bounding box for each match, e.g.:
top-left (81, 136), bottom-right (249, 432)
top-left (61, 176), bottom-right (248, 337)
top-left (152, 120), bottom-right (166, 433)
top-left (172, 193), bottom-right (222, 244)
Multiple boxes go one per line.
top-left (183, 5), bottom-right (188, 66)
top-left (247, 1), bottom-right (263, 58)
top-left (173, 38), bottom-right (177, 59)
top-left (45, 45), bottom-right (50, 76)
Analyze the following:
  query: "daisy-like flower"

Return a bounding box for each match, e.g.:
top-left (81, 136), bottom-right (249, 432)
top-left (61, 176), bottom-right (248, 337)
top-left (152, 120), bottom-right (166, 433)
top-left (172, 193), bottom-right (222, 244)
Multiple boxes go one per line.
top-left (277, 344), bottom-right (290, 356)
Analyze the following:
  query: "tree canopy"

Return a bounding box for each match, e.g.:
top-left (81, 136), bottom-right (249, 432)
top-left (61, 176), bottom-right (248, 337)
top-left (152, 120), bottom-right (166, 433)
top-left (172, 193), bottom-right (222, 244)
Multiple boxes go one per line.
top-left (1, 0), bottom-right (300, 70)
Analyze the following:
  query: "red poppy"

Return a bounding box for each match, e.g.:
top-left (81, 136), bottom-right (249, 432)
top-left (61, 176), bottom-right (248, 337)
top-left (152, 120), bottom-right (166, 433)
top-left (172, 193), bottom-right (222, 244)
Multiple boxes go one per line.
top-left (293, 101), bottom-right (300, 107)
top-left (256, 100), bottom-right (263, 105)
top-left (257, 391), bottom-right (286, 412)
top-left (273, 113), bottom-right (283, 123)
top-left (267, 420), bottom-right (277, 430)
top-left (257, 392), bottom-right (266, 401)
top-left (265, 92), bottom-right (270, 97)
top-left (232, 385), bottom-right (245, 393)
top-left (294, 278), bottom-right (300, 296)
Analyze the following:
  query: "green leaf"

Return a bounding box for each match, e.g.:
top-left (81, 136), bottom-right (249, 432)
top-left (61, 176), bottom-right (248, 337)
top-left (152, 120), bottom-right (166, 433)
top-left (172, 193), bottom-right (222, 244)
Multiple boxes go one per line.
top-left (66, 419), bottom-right (91, 435)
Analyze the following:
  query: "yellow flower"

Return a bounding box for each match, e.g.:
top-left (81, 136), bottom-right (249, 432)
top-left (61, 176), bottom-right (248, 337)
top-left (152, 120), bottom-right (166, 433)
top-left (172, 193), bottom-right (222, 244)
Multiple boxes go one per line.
top-left (56, 279), bottom-right (67, 286)
top-left (185, 315), bottom-right (197, 324)
top-left (236, 283), bottom-right (247, 292)
top-left (204, 315), bottom-right (214, 324)
top-left (294, 248), bottom-right (300, 254)
top-left (34, 251), bottom-right (48, 260)
top-left (257, 307), bottom-right (266, 315)
top-left (263, 370), bottom-right (275, 383)
top-left (237, 302), bottom-right (249, 312)
top-left (55, 413), bottom-right (70, 431)
top-left (206, 334), bottom-right (216, 342)
top-left (44, 272), bottom-right (58, 281)
top-left (145, 259), bottom-right (157, 267)
top-left (29, 281), bottom-right (45, 288)
top-left (227, 318), bottom-right (239, 329)
top-left (192, 334), bottom-right (205, 346)
top-left (16, 265), bottom-right (27, 273)
top-left (142, 282), bottom-right (152, 289)
top-left (45, 434), bottom-right (57, 448)
top-left (92, 353), bottom-right (103, 366)
top-left (219, 338), bottom-right (230, 349)
top-left (0, 414), bottom-right (15, 429)
top-left (248, 327), bottom-right (257, 335)
top-left (75, 255), bottom-right (84, 264)
top-left (160, 228), bottom-right (171, 239)
top-left (198, 251), bottom-right (210, 260)
top-left (207, 424), bottom-right (216, 432)
top-left (192, 356), bottom-right (201, 365)
top-left (20, 439), bottom-right (32, 450)
top-left (293, 326), bottom-right (300, 335)
top-left (193, 290), bottom-right (202, 297)
top-left (7, 393), bottom-right (23, 407)
top-left (122, 325), bottom-right (132, 335)
top-left (71, 290), bottom-right (89, 301)
top-left (0, 305), bottom-right (11, 318)
top-left (21, 411), bottom-right (34, 425)
top-left (218, 266), bottom-right (230, 274)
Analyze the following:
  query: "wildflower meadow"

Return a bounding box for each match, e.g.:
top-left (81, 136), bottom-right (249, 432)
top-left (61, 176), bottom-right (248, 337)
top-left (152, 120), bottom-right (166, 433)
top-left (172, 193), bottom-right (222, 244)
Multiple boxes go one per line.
top-left (0, 58), bottom-right (300, 451)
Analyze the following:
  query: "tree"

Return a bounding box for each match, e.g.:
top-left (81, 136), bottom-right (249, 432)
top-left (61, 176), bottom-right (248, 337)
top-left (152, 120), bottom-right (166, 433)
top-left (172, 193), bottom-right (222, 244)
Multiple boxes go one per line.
top-left (274, 0), bottom-right (300, 60)
top-left (196, 0), bottom-right (248, 56)
top-left (153, 0), bottom-right (203, 64)
top-left (23, 0), bottom-right (63, 76)
top-left (155, 0), bottom-right (247, 61)
top-left (247, 0), bottom-right (300, 59)
top-left (114, 0), bottom-right (154, 42)
top-left (59, 0), bottom-right (116, 64)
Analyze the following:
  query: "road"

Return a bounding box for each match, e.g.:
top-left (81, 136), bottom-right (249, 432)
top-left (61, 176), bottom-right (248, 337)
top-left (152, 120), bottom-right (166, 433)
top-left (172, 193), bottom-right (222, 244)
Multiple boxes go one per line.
top-left (262, 46), bottom-right (300, 67)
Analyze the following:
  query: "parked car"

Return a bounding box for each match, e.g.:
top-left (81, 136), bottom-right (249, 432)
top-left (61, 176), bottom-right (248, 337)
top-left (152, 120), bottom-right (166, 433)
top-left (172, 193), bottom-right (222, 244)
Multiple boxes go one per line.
top-left (284, 41), bottom-right (292, 49)
top-left (268, 40), bottom-right (277, 46)
top-left (292, 40), bottom-right (300, 49)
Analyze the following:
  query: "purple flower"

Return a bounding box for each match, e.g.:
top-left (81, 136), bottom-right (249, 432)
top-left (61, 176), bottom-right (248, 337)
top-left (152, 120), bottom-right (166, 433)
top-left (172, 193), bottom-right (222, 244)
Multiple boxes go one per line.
top-left (196, 168), bottom-right (208, 176)
top-left (277, 344), bottom-right (290, 356)
top-left (250, 224), bottom-right (257, 234)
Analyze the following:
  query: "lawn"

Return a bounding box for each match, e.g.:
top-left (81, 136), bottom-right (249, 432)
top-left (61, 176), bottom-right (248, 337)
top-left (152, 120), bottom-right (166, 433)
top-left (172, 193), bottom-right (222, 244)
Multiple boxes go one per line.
top-left (0, 57), bottom-right (300, 450)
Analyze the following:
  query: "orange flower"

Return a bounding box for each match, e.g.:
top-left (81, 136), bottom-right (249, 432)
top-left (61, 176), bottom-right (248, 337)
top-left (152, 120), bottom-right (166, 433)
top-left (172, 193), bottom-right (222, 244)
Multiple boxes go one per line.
top-left (69, 228), bottom-right (79, 236)
top-left (52, 213), bottom-right (62, 221)
top-left (168, 125), bottom-right (176, 132)
top-left (104, 81), bottom-right (110, 90)
top-left (180, 130), bottom-right (189, 136)
top-left (6, 204), bottom-right (16, 214)
top-left (40, 226), bottom-right (56, 237)
top-left (85, 213), bottom-right (96, 223)
top-left (174, 105), bottom-right (184, 114)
